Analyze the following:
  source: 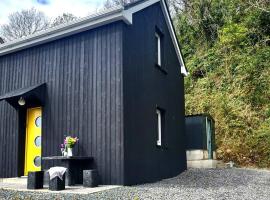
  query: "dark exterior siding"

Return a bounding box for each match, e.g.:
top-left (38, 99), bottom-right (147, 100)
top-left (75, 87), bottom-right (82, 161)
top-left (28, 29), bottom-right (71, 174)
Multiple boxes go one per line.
top-left (0, 22), bottom-right (124, 185)
top-left (0, 2), bottom-right (187, 186)
top-left (122, 2), bottom-right (186, 185)
top-left (185, 115), bottom-right (216, 151)
top-left (186, 116), bottom-right (208, 150)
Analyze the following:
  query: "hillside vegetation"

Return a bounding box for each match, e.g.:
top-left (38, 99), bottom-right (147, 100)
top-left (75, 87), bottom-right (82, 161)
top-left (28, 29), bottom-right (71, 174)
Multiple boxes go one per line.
top-left (174, 0), bottom-right (270, 167)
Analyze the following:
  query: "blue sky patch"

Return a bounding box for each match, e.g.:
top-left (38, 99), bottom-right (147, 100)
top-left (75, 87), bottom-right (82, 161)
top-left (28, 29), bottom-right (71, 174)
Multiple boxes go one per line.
top-left (36, 0), bottom-right (50, 5)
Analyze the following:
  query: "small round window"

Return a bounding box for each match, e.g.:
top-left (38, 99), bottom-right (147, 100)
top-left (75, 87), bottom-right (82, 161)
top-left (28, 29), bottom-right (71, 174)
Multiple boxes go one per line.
top-left (34, 156), bottom-right (41, 167)
top-left (35, 116), bottom-right (42, 127)
top-left (34, 136), bottom-right (41, 147)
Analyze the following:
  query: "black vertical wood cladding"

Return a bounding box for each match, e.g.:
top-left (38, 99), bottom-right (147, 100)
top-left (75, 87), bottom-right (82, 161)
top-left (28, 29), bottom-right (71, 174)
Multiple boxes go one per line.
top-left (0, 22), bottom-right (124, 185)
top-left (0, 2), bottom-right (186, 186)
top-left (122, 3), bottom-right (187, 185)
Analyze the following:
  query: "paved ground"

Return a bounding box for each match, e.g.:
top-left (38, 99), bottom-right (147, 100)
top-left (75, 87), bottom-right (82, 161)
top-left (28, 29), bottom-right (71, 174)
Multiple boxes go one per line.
top-left (1, 168), bottom-right (270, 199)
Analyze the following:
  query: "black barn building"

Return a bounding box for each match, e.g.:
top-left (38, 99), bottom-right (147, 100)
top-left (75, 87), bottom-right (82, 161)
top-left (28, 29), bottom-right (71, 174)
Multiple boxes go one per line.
top-left (0, 0), bottom-right (188, 185)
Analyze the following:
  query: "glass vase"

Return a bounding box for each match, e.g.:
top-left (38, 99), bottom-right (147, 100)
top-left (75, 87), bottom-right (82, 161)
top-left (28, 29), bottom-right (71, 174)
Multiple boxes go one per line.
top-left (67, 148), bottom-right (73, 157)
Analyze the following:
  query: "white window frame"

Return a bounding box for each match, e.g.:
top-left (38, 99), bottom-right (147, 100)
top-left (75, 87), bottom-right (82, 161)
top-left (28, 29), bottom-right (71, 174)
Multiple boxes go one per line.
top-left (156, 109), bottom-right (162, 146)
top-left (155, 32), bottom-right (161, 66)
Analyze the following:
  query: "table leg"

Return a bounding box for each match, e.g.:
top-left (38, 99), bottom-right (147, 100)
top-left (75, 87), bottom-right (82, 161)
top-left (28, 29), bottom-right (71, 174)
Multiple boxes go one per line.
top-left (62, 161), bottom-right (76, 186)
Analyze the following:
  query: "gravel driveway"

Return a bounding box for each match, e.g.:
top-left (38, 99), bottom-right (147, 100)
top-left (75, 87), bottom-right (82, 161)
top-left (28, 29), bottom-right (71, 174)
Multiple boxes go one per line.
top-left (1, 168), bottom-right (270, 199)
top-left (89, 168), bottom-right (270, 200)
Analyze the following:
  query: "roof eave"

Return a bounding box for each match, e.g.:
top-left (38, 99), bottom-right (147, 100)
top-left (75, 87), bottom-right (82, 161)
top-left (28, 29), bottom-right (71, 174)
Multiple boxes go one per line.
top-left (0, 6), bottom-right (126, 56)
top-left (160, 0), bottom-right (188, 76)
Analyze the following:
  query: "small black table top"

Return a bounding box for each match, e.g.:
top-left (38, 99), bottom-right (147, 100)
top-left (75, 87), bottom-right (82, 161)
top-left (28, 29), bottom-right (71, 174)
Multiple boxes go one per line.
top-left (42, 156), bottom-right (93, 161)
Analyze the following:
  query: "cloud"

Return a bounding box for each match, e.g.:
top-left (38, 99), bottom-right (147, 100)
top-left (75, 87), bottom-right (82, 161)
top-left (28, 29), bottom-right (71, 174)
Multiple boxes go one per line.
top-left (0, 0), bottom-right (106, 25)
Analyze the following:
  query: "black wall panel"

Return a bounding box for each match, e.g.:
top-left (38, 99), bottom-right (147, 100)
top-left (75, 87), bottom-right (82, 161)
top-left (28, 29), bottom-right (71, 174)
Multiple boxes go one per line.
top-left (122, 2), bottom-right (187, 185)
top-left (185, 115), bottom-right (216, 151)
top-left (0, 2), bottom-right (186, 186)
top-left (186, 116), bottom-right (207, 150)
top-left (0, 22), bottom-right (124, 185)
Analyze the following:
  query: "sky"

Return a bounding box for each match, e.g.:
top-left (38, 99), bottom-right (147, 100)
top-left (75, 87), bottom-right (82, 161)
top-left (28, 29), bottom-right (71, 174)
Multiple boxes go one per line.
top-left (0, 0), bottom-right (107, 25)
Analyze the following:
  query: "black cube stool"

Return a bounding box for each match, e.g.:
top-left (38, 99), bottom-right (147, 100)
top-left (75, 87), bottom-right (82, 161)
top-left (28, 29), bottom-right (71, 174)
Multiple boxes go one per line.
top-left (27, 171), bottom-right (44, 189)
top-left (49, 173), bottom-right (65, 191)
top-left (83, 169), bottom-right (99, 187)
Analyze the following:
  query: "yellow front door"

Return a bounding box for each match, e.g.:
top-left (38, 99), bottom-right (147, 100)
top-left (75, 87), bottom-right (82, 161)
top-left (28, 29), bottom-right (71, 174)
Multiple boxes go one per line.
top-left (24, 107), bottom-right (42, 176)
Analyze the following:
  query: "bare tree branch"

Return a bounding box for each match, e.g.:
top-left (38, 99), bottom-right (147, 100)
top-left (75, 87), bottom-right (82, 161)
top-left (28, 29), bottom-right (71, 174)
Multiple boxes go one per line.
top-left (0, 8), bottom-right (49, 41)
top-left (103, 0), bottom-right (138, 8)
top-left (51, 13), bottom-right (78, 27)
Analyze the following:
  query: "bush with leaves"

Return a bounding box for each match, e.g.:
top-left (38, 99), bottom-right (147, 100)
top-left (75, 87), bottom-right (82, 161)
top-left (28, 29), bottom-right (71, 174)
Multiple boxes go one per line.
top-left (176, 0), bottom-right (270, 167)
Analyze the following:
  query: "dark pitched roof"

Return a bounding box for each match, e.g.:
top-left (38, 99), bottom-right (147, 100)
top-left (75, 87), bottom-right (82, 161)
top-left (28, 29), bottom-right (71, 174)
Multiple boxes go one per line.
top-left (0, 0), bottom-right (188, 75)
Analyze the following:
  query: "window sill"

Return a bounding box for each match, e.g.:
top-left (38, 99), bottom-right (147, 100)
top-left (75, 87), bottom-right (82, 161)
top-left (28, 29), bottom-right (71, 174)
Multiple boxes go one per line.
top-left (155, 64), bottom-right (168, 75)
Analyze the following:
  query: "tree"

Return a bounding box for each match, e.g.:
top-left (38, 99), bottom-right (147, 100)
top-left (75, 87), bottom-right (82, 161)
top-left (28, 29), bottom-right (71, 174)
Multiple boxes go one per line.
top-left (167, 0), bottom-right (185, 13)
top-left (103, 0), bottom-right (177, 17)
top-left (0, 8), bottom-right (50, 41)
top-left (51, 13), bottom-right (78, 27)
top-left (104, 0), bottom-right (138, 8)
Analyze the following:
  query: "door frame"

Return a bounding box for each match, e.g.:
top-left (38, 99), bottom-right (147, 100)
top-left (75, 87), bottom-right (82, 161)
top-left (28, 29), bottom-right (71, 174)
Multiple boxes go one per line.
top-left (17, 108), bottom-right (27, 177)
top-left (17, 106), bottom-right (43, 177)
top-left (24, 107), bottom-right (42, 176)
top-left (206, 117), bottom-right (213, 159)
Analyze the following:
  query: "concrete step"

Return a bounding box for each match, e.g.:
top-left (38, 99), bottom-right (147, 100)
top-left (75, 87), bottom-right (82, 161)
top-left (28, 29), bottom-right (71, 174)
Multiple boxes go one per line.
top-left (186, 150), bottom-right (217, 161)
top-left (187, 159), bottom-right (218, 169)
top-left (0, 177), bottom-right (27, 184)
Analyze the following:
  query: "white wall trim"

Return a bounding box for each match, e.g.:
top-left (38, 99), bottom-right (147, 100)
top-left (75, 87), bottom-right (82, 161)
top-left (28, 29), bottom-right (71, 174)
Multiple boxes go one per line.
top-left (160, 0), bottom-right (188, 76)
top-left (128, 0), bottom-right (160, 14)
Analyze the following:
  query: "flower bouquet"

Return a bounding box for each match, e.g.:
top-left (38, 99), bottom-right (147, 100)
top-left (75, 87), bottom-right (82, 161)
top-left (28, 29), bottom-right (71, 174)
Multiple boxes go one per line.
top-left (61, 136), bottom-right (79, 157)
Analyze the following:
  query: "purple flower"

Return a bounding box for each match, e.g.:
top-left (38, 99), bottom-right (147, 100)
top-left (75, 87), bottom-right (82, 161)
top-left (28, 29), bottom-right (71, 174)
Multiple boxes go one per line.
top-left (60, 144), bottom-right (64, 148)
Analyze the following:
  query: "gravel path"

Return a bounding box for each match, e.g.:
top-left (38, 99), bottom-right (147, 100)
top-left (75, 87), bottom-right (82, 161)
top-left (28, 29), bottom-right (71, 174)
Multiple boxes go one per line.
top-left (88, 168), bottom-right (270, 200)
top-left (1, 168), bottom-right (270, 199)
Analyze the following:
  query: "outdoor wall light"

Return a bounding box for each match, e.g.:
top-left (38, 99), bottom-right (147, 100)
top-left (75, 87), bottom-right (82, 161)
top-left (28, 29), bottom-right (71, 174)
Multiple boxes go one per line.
top-left (18, 97), bottom-right (26, 106)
